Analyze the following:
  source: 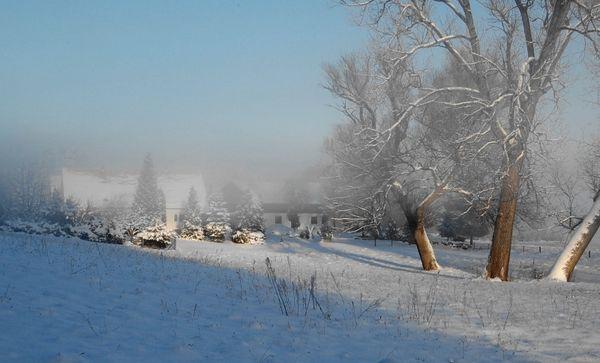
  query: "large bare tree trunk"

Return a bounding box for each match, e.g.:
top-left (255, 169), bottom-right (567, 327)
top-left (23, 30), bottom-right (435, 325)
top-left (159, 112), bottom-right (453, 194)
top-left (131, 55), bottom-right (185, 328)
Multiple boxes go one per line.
top-left (486, 156), bottom-right (524, 281)
top-left (547, 196), bottom-right (600, 282)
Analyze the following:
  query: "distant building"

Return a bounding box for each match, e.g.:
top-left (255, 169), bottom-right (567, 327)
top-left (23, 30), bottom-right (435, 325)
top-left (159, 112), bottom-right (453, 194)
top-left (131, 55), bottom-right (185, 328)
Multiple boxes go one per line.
top-left (53, 169), bottom-right (328, 232)
top-left (262, 202), bottom-right (327, 230)
top-left (53, 168), bottom-right (207, 231)
top-left (251, 181), bottom-right (328, 230)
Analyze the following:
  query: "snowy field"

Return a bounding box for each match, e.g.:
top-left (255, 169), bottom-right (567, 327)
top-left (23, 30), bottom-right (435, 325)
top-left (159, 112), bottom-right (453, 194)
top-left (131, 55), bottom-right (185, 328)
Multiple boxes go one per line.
top-left (1, 232), bottom-right (599, 362)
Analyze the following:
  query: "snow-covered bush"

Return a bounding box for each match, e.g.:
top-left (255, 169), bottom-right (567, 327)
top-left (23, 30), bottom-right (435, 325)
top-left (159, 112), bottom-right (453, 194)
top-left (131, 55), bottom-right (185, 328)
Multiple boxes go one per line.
top-left (0, 212), bottom-right (125, 244)
top-left (299, 226), bottom-right (322, 241)
top-left (231, 229), bottom-right (250, 244)
top-left (232, 229), bottom-right (264, 244)
top-left (179, 221), bottom-right (204, 240)
top-left (265, 224), bottom-right (293, 242)
top-left (85, 215), bottom-right (125, 244)
top-left (299, 227), bottom-right (311, 240)
top-left (320, 224), bottom-right (333, 241)
top-left (1, 220), bottom-right (67, 237)
top-left (204, 222), bottom-right (228, 242)
top-left (136, 224), bottom-right (175, 249)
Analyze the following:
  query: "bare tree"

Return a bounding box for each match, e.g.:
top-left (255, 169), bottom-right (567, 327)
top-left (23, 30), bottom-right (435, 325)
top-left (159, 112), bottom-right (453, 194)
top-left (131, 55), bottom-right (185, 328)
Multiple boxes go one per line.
top-left (323, 47), bottom-right (493, 270)
top-left (548, 136), bottom-right (600, 281)
top-left (549, 164), bottom-right (585, 232)
top-left (323, 52), bottom-right (445, 270)
top-left (340, 0), bottom-right (600, 280)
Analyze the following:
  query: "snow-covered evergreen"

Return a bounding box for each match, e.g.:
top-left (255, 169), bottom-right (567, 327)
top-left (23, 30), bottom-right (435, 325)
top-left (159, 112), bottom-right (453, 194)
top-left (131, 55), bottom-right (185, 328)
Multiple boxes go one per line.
top-left (130, 154), bottom-right (165, 229)
top-left (204, 222), bottom-right (227, 242)
top-left (236, 190), bottom-right (264, 232)
top-left (231, 229), bottom-right (265, 244)
top-left (204, 191), bottom-right (230, 226)
top-left (180, 187), bottom-right (202, 226)
top-left (136, 223), bottom-right (175, 249)
top-left (179, 187), bottom-right (204, 240)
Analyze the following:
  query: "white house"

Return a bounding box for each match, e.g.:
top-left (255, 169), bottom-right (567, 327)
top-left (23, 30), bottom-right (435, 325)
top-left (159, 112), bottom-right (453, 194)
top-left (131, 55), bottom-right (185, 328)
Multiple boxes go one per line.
top-left (251, 181), bottom-right (328, 230)
top-left (53, 168), bottom-right (207, 231)
top-left (54, 169), bottom-right (328, 232)
top-left (262, 202), bottom-right (327, 230)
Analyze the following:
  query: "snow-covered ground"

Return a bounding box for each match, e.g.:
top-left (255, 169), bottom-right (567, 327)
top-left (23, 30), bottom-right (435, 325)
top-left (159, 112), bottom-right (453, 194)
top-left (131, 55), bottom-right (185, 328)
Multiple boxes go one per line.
top-left (1, 232), bottom-right (599, 362)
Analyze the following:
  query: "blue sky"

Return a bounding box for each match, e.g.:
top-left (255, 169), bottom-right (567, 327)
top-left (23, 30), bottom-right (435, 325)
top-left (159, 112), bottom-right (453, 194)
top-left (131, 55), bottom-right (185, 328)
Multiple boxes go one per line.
top-left (0, 0), bottom-right (368, 175)
top-left (0, 1), bottom-right (596, 177)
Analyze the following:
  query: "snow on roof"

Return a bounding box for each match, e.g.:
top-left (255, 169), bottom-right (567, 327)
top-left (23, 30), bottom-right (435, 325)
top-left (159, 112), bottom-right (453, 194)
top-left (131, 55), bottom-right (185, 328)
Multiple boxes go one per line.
top-left (262, 203), bottom-right (323, 214)
top-left (58, 168), bottom-right (206, 209)
top-left (250, 181), bottom-right (324, 204)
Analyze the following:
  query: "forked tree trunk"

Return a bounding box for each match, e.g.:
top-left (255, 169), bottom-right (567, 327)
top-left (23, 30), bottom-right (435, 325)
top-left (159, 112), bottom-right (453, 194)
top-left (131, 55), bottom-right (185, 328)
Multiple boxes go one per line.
top-left (403, 191), bottom-right (442, 271)
top-left (547, 196), bottom-right (600, 282)
top-left (395, 183), bottom-right (441, 271)
top-left (414, 217), bottom-right (440, 271)
top-left (404, 215), bottom-right (439, 271)
top-left (486, 156), bottom-right (524, 281)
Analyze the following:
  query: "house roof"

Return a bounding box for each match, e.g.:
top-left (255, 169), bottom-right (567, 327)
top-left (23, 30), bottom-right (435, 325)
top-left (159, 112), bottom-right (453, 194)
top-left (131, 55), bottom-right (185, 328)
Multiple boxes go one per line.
top-left (262, 202), bottom-right (323, 214)
top-left (249, 181), bottom-right (324, 204)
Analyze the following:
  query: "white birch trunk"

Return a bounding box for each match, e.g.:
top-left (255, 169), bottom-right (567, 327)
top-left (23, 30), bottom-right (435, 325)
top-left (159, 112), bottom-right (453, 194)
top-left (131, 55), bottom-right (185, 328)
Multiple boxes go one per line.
top-left (547, 197), bottom-right (600, 282)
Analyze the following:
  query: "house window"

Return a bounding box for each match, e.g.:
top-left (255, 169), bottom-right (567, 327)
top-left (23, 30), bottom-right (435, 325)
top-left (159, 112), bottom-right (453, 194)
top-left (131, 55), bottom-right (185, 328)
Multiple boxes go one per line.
top-left (310, 216), bottom-right (318, 225)
top-left (275, 215), bottom-right (282, 224)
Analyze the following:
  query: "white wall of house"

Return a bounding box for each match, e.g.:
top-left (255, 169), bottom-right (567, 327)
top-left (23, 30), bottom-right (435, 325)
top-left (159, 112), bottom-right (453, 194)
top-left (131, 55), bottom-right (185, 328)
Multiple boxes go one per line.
top-left (166, 208), bottom-right (183, 231)
top-left (264, 212), bottom-right (324, 230)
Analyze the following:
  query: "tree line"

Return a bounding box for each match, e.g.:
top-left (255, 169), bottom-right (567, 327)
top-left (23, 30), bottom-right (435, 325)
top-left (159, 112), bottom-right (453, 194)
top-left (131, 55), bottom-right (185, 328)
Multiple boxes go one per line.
top-left (0, 154), bottom-right (266, 246)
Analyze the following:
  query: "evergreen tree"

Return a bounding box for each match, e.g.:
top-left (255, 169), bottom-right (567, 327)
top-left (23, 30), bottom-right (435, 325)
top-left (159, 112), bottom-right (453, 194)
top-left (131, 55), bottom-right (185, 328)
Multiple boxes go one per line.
top-left (180, 187), bottom-right (202, 226)
top-left (131, 154), bottom-right (164, 228)
top-left (158, 189), bottom-right (166, 222)
top-left (179, 187), bottom-right (205, 240)
top-left (204, 191), bottom-right (229, 226)
top-left (222, 182), bottom-right (244, 227)
top-left (237, 190), bottom-right (264, 232)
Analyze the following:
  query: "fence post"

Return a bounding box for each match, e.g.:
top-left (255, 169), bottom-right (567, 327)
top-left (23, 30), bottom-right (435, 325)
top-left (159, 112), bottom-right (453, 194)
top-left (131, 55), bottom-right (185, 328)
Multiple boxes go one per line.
top-left (538, 246), bottom-right (541, 253)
